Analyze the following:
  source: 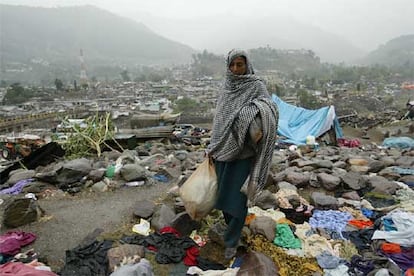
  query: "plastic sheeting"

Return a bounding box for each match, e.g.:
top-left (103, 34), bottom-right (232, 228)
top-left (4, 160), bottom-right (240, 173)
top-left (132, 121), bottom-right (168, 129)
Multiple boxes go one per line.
top-left (272, 94), bottom-right (343, 145)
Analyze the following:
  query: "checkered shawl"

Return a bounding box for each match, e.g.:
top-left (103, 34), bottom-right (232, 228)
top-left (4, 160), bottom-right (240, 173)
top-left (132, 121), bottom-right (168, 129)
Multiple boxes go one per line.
top-left (209, 49), bottom-right (278, 200)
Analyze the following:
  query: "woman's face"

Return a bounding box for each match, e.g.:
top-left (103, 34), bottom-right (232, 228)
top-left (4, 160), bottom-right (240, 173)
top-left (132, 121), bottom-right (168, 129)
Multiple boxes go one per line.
top-left (229, 56), bottom-right (247, 75)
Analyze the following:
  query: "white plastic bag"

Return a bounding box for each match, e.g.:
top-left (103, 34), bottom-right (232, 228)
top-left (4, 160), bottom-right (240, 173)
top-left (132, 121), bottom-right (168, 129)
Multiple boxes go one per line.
top-left (179, 158), bottom-right (217, 220)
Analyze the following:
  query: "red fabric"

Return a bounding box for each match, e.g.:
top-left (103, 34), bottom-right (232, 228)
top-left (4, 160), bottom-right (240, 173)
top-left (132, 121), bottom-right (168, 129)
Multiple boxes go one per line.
top-left (381, 242), bottom-right (402, 254)
top-left (338, 138), bottom-right (361, 148)
top-left (0, 231), bottom-right (36, 255)
top-left (183, 246), bottom-right (199, 266)
top-left (159, 226), bottom-right (180, 237)
top-left (0, 262), bottom-right (57, 276)
top-left (406, 268), bottom-right (414, 276)
top-left (348, 219), bottom-right (373, 229)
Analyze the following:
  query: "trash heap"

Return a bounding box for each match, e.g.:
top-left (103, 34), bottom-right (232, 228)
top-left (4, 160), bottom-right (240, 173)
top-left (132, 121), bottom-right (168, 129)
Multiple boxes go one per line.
top-left (0, 136), bottom-right (413, 275)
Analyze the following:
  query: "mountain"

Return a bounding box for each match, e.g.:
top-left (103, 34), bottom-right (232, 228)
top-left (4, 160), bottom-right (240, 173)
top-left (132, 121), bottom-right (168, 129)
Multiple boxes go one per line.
top-left (362, 35), bottom-right (414, 68)
top-left (128, 13), bottom-right (366, 63)
top-left (0, 4), bottom-right (195, 66)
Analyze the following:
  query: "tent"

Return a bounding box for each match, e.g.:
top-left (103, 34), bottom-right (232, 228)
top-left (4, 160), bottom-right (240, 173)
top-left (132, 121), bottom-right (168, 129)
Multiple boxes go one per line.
top-left (272, 94), bottom-right (343, 145)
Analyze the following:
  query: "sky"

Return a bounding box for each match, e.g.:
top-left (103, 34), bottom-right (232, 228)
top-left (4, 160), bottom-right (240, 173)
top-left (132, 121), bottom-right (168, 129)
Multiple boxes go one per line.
top-left (1, 0), bottom-right (413, 51)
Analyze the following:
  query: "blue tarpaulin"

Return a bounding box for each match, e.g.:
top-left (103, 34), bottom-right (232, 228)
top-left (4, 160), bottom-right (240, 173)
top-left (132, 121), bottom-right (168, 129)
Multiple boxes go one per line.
top-left (272, 94), bottom-right (343, 145)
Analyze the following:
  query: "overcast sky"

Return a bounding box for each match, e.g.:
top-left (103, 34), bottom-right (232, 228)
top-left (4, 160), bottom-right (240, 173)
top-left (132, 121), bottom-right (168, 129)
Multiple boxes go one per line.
top-left (1, 0), bottom-right (413, 51)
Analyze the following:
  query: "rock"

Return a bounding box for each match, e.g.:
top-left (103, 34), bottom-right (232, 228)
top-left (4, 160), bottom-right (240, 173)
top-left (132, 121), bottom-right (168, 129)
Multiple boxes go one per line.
top-left (348, 158), bottom-right (369, 166)
top-left (349, 165), bottom-right (369, 173)
top-left (341, 191), bottom-right (361, 201)
top-left (138, 153), bottom-right (166, 169)
top-left (366, 176), bottom-right (400, 195)
top-left (34, 162), bottom-right (63, 184)
top-left (107, 244), bottom-right (145, 272)
top-left (315, 160), bottom-right (334, 169)
top-left (255, 190), bottom-right (278, 210)
top-left (87, 169), bottom-right (105, 182)
top-left (310, 192), bottom-right (338, 210)
top-left (399, 175), bottom-right (414, 185)
top-left (284, 171), bottom-right (309, 187)
top-left (380, 157), bottom-right (395, 167)
top-left (368, 160), bottom-right (387, 173)
top-left (22, 181), bottom-right (56, 195)
top-left (56, 158), bottom-right (93, 186)
top-left (91, 181), bottom-right (108, 192)
top-left (277, 181), bottom-right (297, 191)
top-left (238, 251), bottom-right (278, 276)
top-left (120, 164), bottom-right (147, 181)
top-left (173, 197), bottom-right (186, 214)
top-left (395, 156), bottom-right (414, 167)
top-left (249, 216), bottom-right (276, 241)
top-left (5, 169), bottom-right (36, 186)
top-left (150, 204), bottom-right (175, 232)
top-left (1, 195), bottom-right (42, 228)
top-left (171, 212), bottom-right (201, 236)
top-left (377, 167), bottom-right (401, 180)
top-left (340, 172), bottom-right (366, 190)
top-left (317, 173), bottom-right (341, 191)
top-left (290, 159), bottom-right (315, 168)
top-left (174, 150), bottom-right (188, 161)
top-left (332, 167), bottom-right (347, 176)
top-left (157, 166), bottom-right (181, 180)
top-left (133, 200), bottom-right (156, 219)
top-left (333, 161), bottom-right (347, 169)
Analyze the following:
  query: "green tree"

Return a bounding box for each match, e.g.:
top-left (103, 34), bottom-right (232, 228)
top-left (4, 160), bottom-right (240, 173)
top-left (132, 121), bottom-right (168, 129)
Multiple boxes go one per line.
top-left (297, 89), bottom-right (321, 109)
top-left (120, 69), bottom-right (131, 82)
top-left (173, 97), bottom-right (201, 113)
top-left (3, 83), bottom-right (34, 104)
top-left (55, 78), bottom-right (63, 91)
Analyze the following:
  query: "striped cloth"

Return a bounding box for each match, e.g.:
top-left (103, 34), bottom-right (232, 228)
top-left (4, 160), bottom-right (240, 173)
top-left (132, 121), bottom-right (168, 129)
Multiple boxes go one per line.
top-left (208, 49), bottom-right (278, 203)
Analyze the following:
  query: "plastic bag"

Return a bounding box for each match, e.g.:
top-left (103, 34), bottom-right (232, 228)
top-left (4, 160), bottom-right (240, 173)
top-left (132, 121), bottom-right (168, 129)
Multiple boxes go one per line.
top-left (179, 158), bottom-right (217, 220)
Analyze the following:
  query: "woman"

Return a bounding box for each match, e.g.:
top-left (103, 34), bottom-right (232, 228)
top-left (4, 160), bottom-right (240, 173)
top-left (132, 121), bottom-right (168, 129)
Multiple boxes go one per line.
top-left (207, 49), bottom-right (278, 259)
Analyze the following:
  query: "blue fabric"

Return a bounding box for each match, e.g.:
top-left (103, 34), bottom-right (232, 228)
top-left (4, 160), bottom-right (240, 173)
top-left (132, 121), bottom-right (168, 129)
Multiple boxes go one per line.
top-left (309, 210), bottom-right (352, 237)
top-left (271, 94), bottom-right (343, 145)
top-left (382, 218), bottom-right (397, 231)
top-left (361, 208), bottom-right (374, 219)
top-left (382, 137), bottom-right (414, 149)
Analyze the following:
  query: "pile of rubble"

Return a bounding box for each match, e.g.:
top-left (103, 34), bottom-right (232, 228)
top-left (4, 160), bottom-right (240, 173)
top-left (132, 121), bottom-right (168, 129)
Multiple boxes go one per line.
top-left (0, 134), bottom-right (413, 275)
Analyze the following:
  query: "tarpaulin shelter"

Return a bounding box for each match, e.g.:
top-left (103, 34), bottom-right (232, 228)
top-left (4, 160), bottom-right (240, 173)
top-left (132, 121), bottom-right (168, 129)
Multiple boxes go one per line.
top-left (272, 94), bottom-right (343, 145)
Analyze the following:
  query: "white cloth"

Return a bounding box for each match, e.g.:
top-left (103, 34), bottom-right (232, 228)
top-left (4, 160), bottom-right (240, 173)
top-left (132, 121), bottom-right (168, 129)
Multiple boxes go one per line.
top-left (372, 210), bottom-right (414, 246)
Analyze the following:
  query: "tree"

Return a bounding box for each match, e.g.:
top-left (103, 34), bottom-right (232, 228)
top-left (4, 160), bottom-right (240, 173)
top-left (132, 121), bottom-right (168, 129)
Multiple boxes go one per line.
top-left (55, 78), bottom-right (63, 91)
top-left (120, 69), bottom-right (131, 82)
top-left (2, 83), bottom-right (33, 104)
top-left (297, 89), bottom-right (321, 109)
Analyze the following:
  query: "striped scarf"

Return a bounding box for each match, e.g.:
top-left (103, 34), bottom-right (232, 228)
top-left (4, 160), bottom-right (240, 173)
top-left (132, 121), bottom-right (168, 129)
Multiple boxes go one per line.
top-left (208, 49), bottom-right (278, 202)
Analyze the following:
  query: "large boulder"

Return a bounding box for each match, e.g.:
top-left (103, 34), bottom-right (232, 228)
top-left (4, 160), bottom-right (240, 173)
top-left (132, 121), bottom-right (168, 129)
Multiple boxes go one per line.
top-left (310, 192), bottom-right (338, 210)
top-left (1, 195), bottom-right (42, 229)
top-left (120, 164), bottom-right (147, 182)
top-left (317, 173), bottom-right (341, 191)
top-left (340, 172), bottom-right (366, 190)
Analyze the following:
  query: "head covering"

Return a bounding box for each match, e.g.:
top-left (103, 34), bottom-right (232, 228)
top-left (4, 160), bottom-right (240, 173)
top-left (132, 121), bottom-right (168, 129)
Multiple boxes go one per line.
top-left (208, 49), bottom-right (278, 203)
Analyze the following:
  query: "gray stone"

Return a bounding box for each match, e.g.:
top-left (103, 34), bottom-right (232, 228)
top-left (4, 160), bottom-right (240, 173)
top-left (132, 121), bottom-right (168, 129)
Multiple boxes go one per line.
top-left (133, 200), bottom-right (156, 219)
top-left (290, 159), bottom-right (315, 168)
top-left (341, 191), bottom-right (361, 201)
top-left (399, 175), bottom-right (414, 185)
top-left (208, 222), bottom-right (227, 247)
top-left (120, 164), bottom-right (147, 181)
top-left (249, 216), bottom-right (276, 241)
top-left (340, 172), bottom-right (366, 190)
top-left (171, 212), bottom-right (201, 236)
top-left (101, 150), bottom-right (123, 161)
top-left (151, 204), bottom-right (175, 231)
top-left (56, 158), bottom-right (93, 185)
top-left (6, 169), bottom-right (36, 186)
top-left (333, 161), bottom-right (347, 169)
top-left (332, 167), bottom-right (347, 176)
top-left (255, 190), bottom-right (278, 210)
top-left (368, 160), bottom-right (387, 173)
top-left (91, 181), bottom-right (108, 192)
top-left (174, 150), bottom-right (188, 161)
top-left (310, 192), bottom-right (338, 210)
top-left (138, 153), bottom-right (165, 168)
top-left (367, 176), bottom-right (399, 195)
top-left (380, 156), bottom-right (395, 166)
top-left (315, 160), bottom-right (334, 169)
top-left (87, 169), bottom-right (105, 182)
top-left (317, 173), bottom-right (341, 191)
top-left (378, 167), bottom-right (402, 181)
top-left (277, 181), bottom-right (297, 191)
top-left (284, 171), bottom-right (309, 187)
top-left (395, 156), bottom-right (414, 167)
top-left (349, 165), bottom-right (369, 173)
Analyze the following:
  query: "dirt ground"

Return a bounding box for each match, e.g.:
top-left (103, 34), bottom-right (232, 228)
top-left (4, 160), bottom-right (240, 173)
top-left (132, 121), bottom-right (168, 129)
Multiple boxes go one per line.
top-left (2, 182), bottom-right (174, 272)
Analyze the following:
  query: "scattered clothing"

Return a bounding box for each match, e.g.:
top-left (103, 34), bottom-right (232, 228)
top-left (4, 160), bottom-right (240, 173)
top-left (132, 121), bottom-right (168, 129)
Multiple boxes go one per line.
top-left (0, 262), bottom-right (57, 276)
top-left (273, 223), bottom-right (301, 249)
top-left (0, 179), bottom-right (34, 195)
top-left (0, 231), bottom-right (36, 256)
